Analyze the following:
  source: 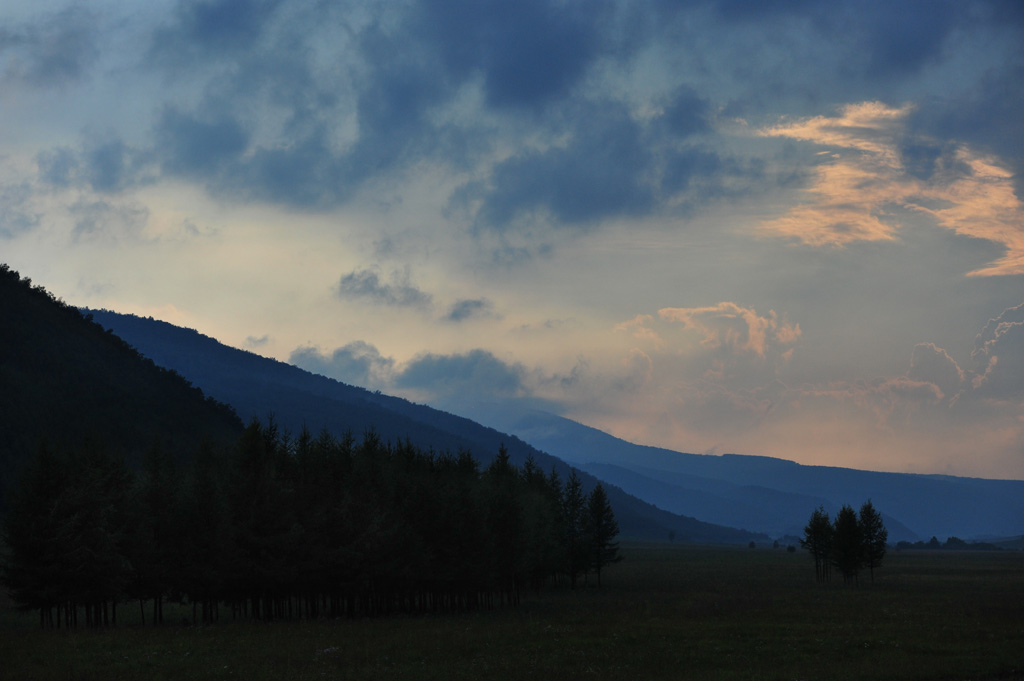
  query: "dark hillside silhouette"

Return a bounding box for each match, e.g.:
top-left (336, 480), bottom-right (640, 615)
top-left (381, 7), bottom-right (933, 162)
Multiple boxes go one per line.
top-left (85, 309), bottom-right (765, 544)
top-left (0, 265), bottom-right (242, 503)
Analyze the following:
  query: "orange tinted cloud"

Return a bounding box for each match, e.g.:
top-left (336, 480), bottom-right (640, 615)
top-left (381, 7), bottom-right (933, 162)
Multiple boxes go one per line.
top-left (758, 102), bottom-right (1024, 275)
top-left (657, 302), bottom-right (800, 358)
top-left (910, 151), bottom-right (1024, 277)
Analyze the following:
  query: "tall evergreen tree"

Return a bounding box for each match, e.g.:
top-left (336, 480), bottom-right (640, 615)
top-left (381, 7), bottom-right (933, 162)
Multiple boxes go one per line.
top-left (127, 440), bottom-right (183, 625)
top-left (800, 506), bottom-right (833, 584)
top-left (585, 483), bottom-right (621, 587)
top-left (181, 439), bottom-right (230, 623)
top-left (831, 505), bottom-right (863, 584)
top-left (484, 444), bottom-right (526, 605)
top-left (562, 470), bottom-right (587, 588)
top-left (0, 441), bottom-right (66, 626)
top-left (858, 500), bottom-right (888, 583)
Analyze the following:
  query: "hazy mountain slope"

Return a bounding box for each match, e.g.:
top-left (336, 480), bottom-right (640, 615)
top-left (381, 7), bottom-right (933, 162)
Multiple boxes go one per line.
top-left (582, 462), bottom-right (834, 538)
top-left (583, 462), bottom-right (920, 543)
top-left (465, 405), bottom-right (1024, 541)
top-left (87, 310), bottom-right (766, 544)
top-left (0, 266), bottom-right (242, 502)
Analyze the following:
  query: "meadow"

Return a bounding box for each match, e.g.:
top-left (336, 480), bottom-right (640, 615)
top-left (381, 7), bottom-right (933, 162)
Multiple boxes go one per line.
top-left (1, 543), bottom-right (1021, 681)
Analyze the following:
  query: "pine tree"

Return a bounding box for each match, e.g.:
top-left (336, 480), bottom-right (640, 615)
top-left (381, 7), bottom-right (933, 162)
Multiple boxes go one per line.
top-left (562, 470), bottom-right (587, 588)
top-left (181, 439), bottom-right (230, 623)
top-left (831, 505), bottom-right (863, 584)
top-left (800, 506), bottom-right (833, 584)
top-left (586, 483), bottom-right (621, 587)
top-left (484, 444), bottom-right (526, 605)
top-left (0, 441), bottom-right (66, 626)
top-left (858, 500), bottom-right (888, 583)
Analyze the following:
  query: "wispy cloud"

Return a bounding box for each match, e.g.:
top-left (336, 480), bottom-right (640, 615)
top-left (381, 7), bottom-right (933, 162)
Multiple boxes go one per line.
top-left (758, 102), bottom-right (1024, 275)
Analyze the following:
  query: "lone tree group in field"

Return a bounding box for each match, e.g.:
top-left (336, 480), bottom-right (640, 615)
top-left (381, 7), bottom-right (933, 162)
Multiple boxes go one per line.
top-left (1, 419), bottom-right (621, 629)
top-left (801, 501), bottom-right (887, 584)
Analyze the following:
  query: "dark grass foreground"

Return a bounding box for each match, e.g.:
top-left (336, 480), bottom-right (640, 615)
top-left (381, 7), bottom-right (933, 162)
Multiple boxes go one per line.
top-left (2, 544), bottom-right (1021, 681)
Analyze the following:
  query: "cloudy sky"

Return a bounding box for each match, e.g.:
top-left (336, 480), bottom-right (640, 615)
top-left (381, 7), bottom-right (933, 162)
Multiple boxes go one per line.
top-left (3, 0), bottom-right (1023, 479)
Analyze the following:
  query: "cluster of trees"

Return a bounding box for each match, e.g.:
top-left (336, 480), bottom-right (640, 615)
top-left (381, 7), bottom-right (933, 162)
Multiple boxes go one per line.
top-left (800, 501), bottom-right (887, 584)
top-left (896, 536), bottom-right (1005, 552)
top-left (1, 419), bottom-right (621, 628)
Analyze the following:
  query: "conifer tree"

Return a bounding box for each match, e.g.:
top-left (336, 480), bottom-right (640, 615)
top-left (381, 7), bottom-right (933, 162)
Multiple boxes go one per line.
top-left (484, 444), bottom-right (526, 605)
top-left (800, 506), bottom-right (833, 584)
top-left (831, 505), bottom-right (863, 584)
top-left (562, 470), bottom-right (587, 588)
top-left (858, 500), bottom-right (888, 583)
top-left (0, 441), bottom-right (66, 626)
top-left (181, 439), bottom-right (230, 623)
top-left (586, 483), bottom-right (621, 586)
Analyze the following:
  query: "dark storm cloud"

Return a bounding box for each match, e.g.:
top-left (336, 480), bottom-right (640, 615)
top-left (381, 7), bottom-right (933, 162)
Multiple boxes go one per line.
top-left (84, 140), bottom-right (151, 194)
top-left (236, 132), bottom-right (350, 207)
top-left (344, 43), bottom-right (455, 181)
top-left (852, 1), bottom-right (961, 78)
top-left (336, 268), bottom-right (433, 309)
top-left (708, 0), bottom-right (962, 79)
top-left (150, 0), bottom-right (283, 62)
top-left (413, 0), bottom-right (612, 110)
top-left (661, 87), bottom-right (713, 139)
top-left (461, 97), bottom-right (776, 230)
top-left (471, 104), bottom-right (657, 229)
top-left (661, 148), bottom-right (722, 195)
top-left (28, 0), bottom-right (1015, 231)
top-left (395, 349), bottom-right (524, 398)
top-left (911, 63), bottom-right (1024, 196)
top-left (155, 107), bottom-right (250, 178)
top-left (130, 0), bottom-right (622, 211)
top-left (0, 7), bottom-right (98, 87)
top-left (125, 0), bottom-right (776, 219)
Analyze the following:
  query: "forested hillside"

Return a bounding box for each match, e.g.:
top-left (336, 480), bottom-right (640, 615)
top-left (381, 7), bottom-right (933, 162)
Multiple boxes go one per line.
top-left (86, 309), bottom-right (765, 544)
top-left (0, 265), bottom-right (242, 503)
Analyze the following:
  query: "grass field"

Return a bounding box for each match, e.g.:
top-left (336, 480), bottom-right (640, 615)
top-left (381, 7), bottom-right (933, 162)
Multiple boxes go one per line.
top-left (1, 543), bottom-right (1022, 680)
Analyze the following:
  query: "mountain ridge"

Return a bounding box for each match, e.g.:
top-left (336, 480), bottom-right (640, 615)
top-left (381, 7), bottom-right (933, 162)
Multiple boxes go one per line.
top-left (84, 309), bottom-right (764, 544)
top-left (460, 404), bottom-right (1024, 541)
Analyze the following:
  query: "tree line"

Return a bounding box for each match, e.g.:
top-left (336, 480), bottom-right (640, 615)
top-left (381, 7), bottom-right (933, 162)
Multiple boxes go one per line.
top-left (896, 536), bottom-right (1006, 552)
top-left (800, 501), bottom-right (887, 584)
top-left (1, 418), bottom-right (621, 628)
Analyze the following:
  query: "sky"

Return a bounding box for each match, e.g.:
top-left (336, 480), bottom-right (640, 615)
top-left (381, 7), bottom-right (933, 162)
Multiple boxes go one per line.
top-left (2, 0), bottom-right (1023, 479)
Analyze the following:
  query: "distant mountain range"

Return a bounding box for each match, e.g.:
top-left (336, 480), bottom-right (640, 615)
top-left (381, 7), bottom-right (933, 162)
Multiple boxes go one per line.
top-left (83, 309), bottom-right (762, 544)
top-left (86, 309), bottom-right (1024, 545)
top-left (460, 404), bottom-right (1024, 543)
